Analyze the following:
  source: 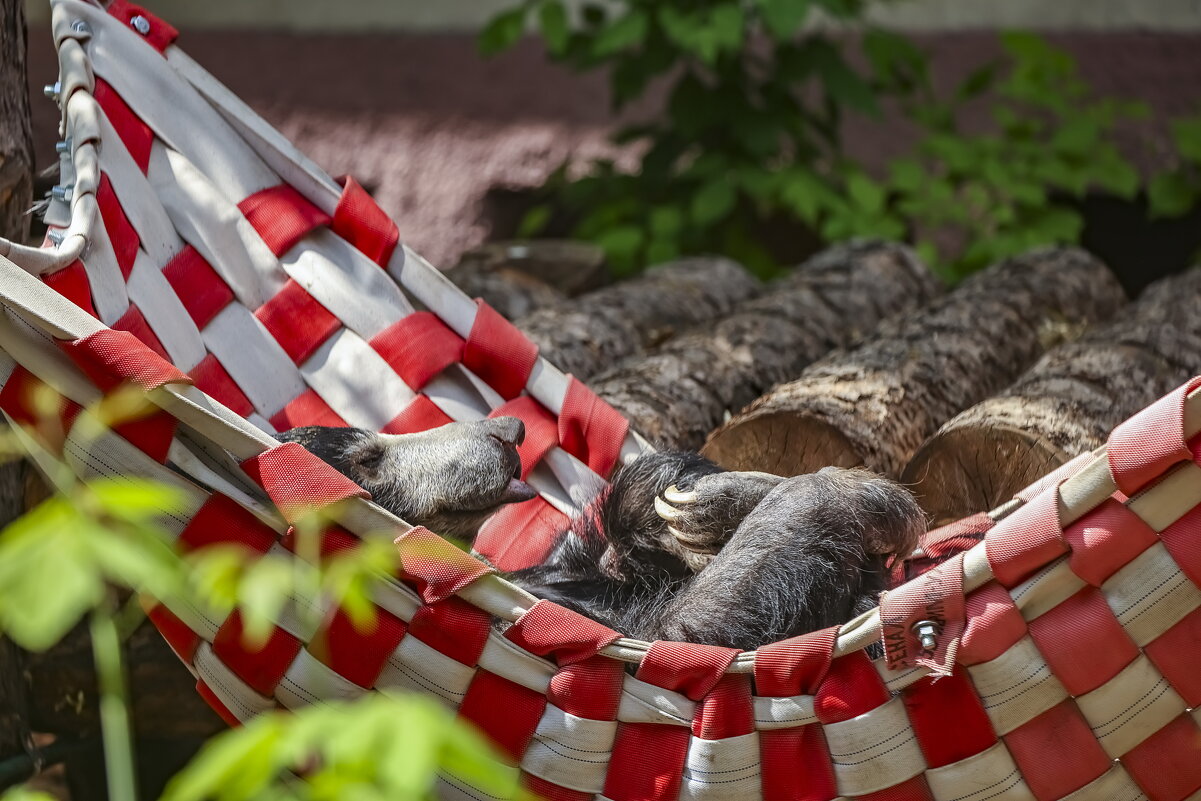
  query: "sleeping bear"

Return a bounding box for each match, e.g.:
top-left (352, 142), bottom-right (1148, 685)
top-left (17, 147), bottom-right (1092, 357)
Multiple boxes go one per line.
top-left (279, 417), bottom-right (923, 651)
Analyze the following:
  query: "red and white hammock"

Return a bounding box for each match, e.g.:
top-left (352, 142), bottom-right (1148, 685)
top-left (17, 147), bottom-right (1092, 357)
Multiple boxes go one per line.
top-left (4, 2), bottom-right (1201, 799)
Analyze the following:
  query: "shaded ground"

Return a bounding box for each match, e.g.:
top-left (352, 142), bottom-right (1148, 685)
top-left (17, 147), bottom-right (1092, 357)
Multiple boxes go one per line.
top-left (25, 28), bottom-right (1201, 267)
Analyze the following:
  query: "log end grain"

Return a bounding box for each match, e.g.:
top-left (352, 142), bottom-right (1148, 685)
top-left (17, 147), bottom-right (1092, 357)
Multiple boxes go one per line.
top-left (901, 424), bottom-right (1068, 526)
top-left (702, 412), bottom-right (862, 475)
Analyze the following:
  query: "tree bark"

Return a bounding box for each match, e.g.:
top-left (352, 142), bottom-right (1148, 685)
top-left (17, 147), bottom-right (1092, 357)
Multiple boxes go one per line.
top-left (589, 241), bottom-right (941, 450)
top-left (0, 0), bottom-right (34, 772)
top-left (516, 257), bottom-right (761, 380)
top-left (447, 261), bottom-right (566, 320)
top-left (26, 618), bottom-right (224, 740)
top-left (702, 247), bottom-right (1127, 478)
top-left (903, 267), bottom-right (1201, 524)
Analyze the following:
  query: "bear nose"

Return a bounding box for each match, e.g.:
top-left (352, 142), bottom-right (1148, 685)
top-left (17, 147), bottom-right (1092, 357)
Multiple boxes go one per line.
top-left (485, 416), bottom-right (526, 447)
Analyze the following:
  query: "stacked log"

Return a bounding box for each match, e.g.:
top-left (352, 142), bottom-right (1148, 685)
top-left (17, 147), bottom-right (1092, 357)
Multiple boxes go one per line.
top-left (702, 247), bottom-right (1127, 477)
top-left (904, 267), bottom-right (1201, 524)
top-left (516, 257), bottom-right (761, 380)
top-left (590, 241), bottom-right (941, 450)
top-left (448, 261), bottom-right (566, 320)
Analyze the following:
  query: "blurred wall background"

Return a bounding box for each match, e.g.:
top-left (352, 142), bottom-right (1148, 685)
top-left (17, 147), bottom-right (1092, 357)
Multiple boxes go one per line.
top-left (22, 0), bottom-right (1201, 266)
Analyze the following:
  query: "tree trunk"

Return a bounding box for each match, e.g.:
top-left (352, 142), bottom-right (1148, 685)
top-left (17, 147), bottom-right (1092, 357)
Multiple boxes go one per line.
top-left (0, 0), bottom-right (34, 774)
top-left (447, 262), bottom-right (566, 320)
top-left (702, 248), bottom-right (1127, 478)
top-left (589, 241), bottom-right (941, 450)
top-left (903, 268), bottom-right (1201, 524)
top-left (26, 618), bottom-right (224, 740)
top-left (516, 257), bottom-right (761, 380)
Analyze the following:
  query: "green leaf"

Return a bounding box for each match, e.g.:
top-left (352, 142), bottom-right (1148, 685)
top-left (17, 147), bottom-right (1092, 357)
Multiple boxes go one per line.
top-left (888, 158), bottom-right (925, 193)
top-left (516, 204), bottom-right (552, 238)
top-left (810, 41), bottom-right (878, 116)
top-left (593, 224), bottom-right (645, 265)
top-left (954, 62), bottom-right (998, 101)
top-left (863, 29), bottom-right (927, 89)
top-left (592, 10), bottom-right (648, 57)
top-left (690, 180), bottom-right (737, 225)
top-left (1171, 115), bottom-right (1201, 164)
top-left (538, 1), bottom-right (569, 55)
top-left (650, 205), bottom-right (684, 235)
top-left (846, 172), bottom-right (886, 214)
top-left (1148, 171), bottom-right (1199, 219)
top-left (756, 0), bottom-right (810, 39)
top-left (478, 8), bottom-right (527, 57)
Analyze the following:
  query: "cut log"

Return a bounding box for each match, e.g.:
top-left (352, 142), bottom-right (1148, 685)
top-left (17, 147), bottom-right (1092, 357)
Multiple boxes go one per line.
top-left (447, 261), bottom-right (566, 320)
top-left (903, 267), bottom-right (1201, 524)
top-left (702, 247), bottom-right (1127, 478)
top-left (589, 241), bottom-right (941, 450)
top-left (516, 257), bottom-right (761, 380)
top-left (456, 240), bottom-right (608, 296)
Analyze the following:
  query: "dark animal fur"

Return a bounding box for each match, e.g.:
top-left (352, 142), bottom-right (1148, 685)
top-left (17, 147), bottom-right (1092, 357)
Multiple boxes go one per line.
top-left (279, 420), bottom-right (924, 651)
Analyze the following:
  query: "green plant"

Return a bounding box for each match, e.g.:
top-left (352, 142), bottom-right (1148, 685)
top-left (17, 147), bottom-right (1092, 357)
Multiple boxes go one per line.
top-left (1148, 111), bottom-right (1201, 219)
top-left (483, 0), bottom-right (924, 277)
top-left (481, 3), bottom-right (1183, 281)
top-left (0, 391), bottom-right (524, 801)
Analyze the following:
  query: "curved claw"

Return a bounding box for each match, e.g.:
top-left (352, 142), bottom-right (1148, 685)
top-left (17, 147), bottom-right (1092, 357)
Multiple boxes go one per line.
top-left (667, 524), bottom-right (722, 553)
top-left (654, 494), bottom-right (685, 522)
top-left (662, 484), bottom-right (698, 505)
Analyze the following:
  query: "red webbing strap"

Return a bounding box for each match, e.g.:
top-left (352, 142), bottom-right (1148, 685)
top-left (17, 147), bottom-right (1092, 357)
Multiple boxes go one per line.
top-left (43, 260), bottom-right (96, 318)
top-left (212, 611), bottom-right (302, 697)
top-left (472, 497), bottom-right (569, 571)
top-left (253, 279), bottom-right (341, 365)
top-left (693, 673), bottom-right (754, 740)
top-left (112, 405), bottom-right (178, 464)
top-left (902, 668), bottom-right (996, 769)
top-left (237, 184), bottom-right (332, 257)
top-left (269, 389), bottom-right (348, 432)
top-left (145, 602), bottom-right (200, 663)
top-left (558, 376), bottom-right (629, 478)
top-left (1003, 701), bottom-right (1111, 800)
top-left (93, 79), bottom-right (153, 172)
top-left (957, 582), bottom-right (1027, 666)
top-left (462, 301), bottom-right (538, 401)
top-left (813, 651), bottom-right (891, 724)
top-left (753, 631), bottom-right (845, 801)
top-left (901, 512), bottom-right (992, 583)
top-left (310, 605), bottom-right (408, 689)
top-left (605, 642), bottom-right (740, 801)
top-left (280, 524), bottom-right (358, 560)
top-left (240, 441), bottom-right (369, 522)
top-left (1062, 498), bottom-right (1158, 586)
top-left (177, 492), bottom-right (279, 555)
top-left (878, 552), bottom-right (966, 677)
top-left (504, 599), bottom-right (620, 666)
top-left (1028, 587), bottom-right (1139, 696)
top-left (983, 484), bottom-right (1067, 588)
top-left (369, 312), bottom-right (465, 391)
top-left (490, 396), bottom-right (558, 479)
top-left (1146, 605), bottom-right (1201, 706)
top-left (113, 303), bottom-right (170, 360)
top-left (1107, 376), bottom-right (1201, 497)
top-left (381, 394), bottom-right (454, 435)
top-left (547, 654), bottom-right (625, 721)
top-left (1123, 713), bottom-right (1201, 801)
top-left (393, 526), bottom-right (493, 604)
top-left (97, 174), bottom-right (139, 279)
top-left (195, 681), bottom-right (243, 728)
top-left (331, 176), bottom-right (399, 267)
top-left (407, 597), bottom-right (491, 666)
top-left (754, 627), bottom-right (838, 696)
top-left (60, 328), bottom-right (192, 392)
top-left (189, 354), bottom-right (255, 418)
top-left (106, 0), bottom-right (179, 52)
top-left (458, 669), bottom-right (547, 763)
top-left (522, 774), bottom-right (593, 801)
top-left (162, 245), bottom-right (234, 329)
top-left (0, 366), bottom-right (82, 447)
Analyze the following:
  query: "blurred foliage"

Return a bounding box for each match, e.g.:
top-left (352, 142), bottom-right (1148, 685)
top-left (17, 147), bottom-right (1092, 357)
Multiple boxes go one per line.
top-left (482, 1), bottom-right (1196, 281)
top-left (0, 391), bottom-right (524, 801)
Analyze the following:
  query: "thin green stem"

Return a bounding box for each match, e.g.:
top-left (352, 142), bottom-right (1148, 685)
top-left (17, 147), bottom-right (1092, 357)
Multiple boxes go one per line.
top-left (90, 603), bottom-right (137, 801)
